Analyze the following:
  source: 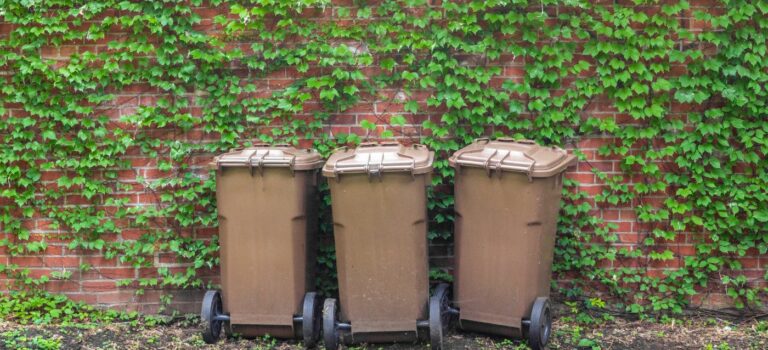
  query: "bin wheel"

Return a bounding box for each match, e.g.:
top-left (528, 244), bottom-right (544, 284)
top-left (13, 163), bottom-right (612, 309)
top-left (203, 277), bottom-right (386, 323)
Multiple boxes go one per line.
top-left (429, 283), bottom-right (452, 350)
top-left (201, 290), bottom-right (224, 344)
top-left (302, 292), bottom-right (321, 347)
top-left (528, 297), bottom-right (552, 350)
top-left (322, 298), bottom-right (340, 350)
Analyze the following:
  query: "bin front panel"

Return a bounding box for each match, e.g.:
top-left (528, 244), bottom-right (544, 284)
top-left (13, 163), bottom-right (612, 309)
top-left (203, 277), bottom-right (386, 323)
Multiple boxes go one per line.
top-left (454, 168), bottom-right (563, 333)
top-left (217, 167), bottom-right (316, 334)
top-left (329, 173), bottom-right (429, 334)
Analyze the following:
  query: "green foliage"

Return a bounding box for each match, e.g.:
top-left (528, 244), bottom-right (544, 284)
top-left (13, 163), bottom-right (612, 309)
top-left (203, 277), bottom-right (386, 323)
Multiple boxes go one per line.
top-left (430, 268), bottom-right (455, 284)
top-left (0, 0), bottom-right (767, 315)
top-left (0, 291), bottom-right (137, 325)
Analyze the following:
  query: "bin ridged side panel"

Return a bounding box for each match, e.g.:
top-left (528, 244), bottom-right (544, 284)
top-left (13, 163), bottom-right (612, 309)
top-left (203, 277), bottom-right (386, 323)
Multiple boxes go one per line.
top-left (330, 173), bottom-right (429, 335)
top-left (217, 167), bottom-right (316, 338)
top-left (454, 168), bottom-right (563, 337)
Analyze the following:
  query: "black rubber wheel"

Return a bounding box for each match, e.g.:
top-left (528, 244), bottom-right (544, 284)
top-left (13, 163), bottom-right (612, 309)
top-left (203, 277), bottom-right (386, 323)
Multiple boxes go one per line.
top-left (322, 298), bottom-right (339, 350)
top-left (429, 283), bottom-right (452, 350)
top-left (201, 290), bottom-right (224, 344)
top-left (528, 297), bottom-right (552, 350)
top-left (302, 292), bottom-right (321, 347)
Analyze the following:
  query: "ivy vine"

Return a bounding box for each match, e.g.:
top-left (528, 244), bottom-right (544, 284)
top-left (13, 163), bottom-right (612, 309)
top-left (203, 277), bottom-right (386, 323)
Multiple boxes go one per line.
top-left (1, 0), bottom-right (767, 314)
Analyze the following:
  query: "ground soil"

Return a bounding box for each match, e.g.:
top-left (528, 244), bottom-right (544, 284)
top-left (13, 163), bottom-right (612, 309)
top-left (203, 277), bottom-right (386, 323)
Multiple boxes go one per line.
top-left (1, 303), bottom-right (767, 349)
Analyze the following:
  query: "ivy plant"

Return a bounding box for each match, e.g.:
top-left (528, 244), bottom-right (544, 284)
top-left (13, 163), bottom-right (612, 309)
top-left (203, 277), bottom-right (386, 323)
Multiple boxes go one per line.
top-left (0, 0), bottom-right (767, 315)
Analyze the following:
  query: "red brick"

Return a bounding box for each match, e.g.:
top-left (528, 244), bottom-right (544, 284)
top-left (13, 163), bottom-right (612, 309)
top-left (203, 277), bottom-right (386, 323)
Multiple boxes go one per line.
top-left (115, 95), bottom-right (138, 106)
top-left (136, 193), bottom-right (157, 204)
top-left (503, 66), bottom-right (525, 78)
top-left (10, 256), bottom-right (44, 266)
top-left (46, 280), bottom-right (80, 293)
top-left (578, 161), bottom-right (614, 173)
top-left (329, 115), bottom-right (356, 124)
top-left (620, 209), bottom-right (636, 220)
top-left (59, 45), bottom-right (78, 56)
top-left (576, 138), bottom-right (614, 149)
top-left (67, 294), bottom-right (98, 304)
top-left (40, 46), bottom-right (58, 57)
top-left (602, 210), bottom-right (620, 220)
top-left (84, 268), bottom-right (135, 280)
top-left (195, 228), bottom-right (218, 239)
top-left (82, 256), bottom-right (118, 267)
top-left (330, 126), bottom-right (350, 135)
top-left (27, 268), bottom-right (53, 279)
top-left (671, 245), bottom-right (697, 256)
top-left (96, 291), bottom-right (136, 305)
top-left (613, 222), bottom-right (633, 233)
top-left (117, 170), bottom-right (137, 180)
top-left (82, 280), bottom-right (117, 292)
top-left (138, 268), bottom-right (159, 278)
top-left (45, 256), bottom-right (80, 267)
top-left (142, 169), bottom-right (172, 179)
top-left (580, 185), bottom-right (606, 196)
top-left (649, 258), bottom-right (682, 269)
top-left (121, 229), bottom-right (148, 240)
top-left (738, 258), bottom-right (759, 270)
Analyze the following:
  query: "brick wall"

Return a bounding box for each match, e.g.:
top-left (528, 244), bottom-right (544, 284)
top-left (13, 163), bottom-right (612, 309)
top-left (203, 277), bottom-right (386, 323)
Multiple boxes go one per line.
top-left (0, 1), bottom-right (751, 312)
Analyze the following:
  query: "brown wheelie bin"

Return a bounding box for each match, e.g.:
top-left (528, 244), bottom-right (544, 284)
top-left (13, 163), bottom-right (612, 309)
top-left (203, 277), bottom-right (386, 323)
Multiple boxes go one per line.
top-left (201, 145), bottom-right (324, 346)
top-left (449, 138), bottom-right (576, 350)
top-left (320, 142), bottom-right (451, 349)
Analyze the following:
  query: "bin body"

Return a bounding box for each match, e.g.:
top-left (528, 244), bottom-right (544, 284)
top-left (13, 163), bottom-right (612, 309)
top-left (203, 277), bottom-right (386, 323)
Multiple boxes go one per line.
top-left (450, 139), bottom-right (575, 337)
top-left (214, 146), bottom-right (323, 338)
top-left (323, 143), bottom-right (433, 340)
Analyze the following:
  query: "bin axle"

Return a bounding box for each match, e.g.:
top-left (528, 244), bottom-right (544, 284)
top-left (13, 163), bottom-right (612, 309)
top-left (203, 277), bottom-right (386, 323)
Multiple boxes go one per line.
top-left (336, 322), bottom-right (352, 331)
top-left (213, 314), bottom-right (231, 322)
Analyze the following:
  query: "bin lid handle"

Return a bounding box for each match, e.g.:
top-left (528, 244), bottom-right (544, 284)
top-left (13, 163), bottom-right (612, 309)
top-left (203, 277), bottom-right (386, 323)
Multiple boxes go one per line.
top-left (331, 152), bottom-right (358, 181)
top-left (495, 150), bottom-right (511, 178)
top-left (246, 150), bottom-right (259, 175)
top-left (396, 150), bottom-right (417, 178)
top-left (454, 146), bottom-right (538, 180)
top-left (243, 149), bottom-right (298, 175)
top-left (368, 153), bottom-right (382, 181)
top-left (483, 149), bottom-right (499, 177)
top-left (451, 147), bottom-right (485, 173)
top-left (523, 152), bottom-right (536, 182)
top-left (493, 151), bottom-right (536, 181)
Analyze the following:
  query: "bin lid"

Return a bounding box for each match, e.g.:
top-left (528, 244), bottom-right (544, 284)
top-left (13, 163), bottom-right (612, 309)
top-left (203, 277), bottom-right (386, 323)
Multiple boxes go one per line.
top-left (449, 138), bottom-right (576, 178)
top-left (322, 142), bottom-right (434, 178)
top-left (212, 145), bottom-right (324, 171)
